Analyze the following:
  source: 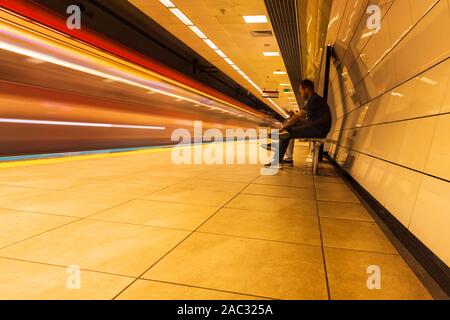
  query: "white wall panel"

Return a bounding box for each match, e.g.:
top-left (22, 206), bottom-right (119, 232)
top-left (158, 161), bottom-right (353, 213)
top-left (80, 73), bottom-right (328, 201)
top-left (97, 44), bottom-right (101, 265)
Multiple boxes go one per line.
top-left (409, 176), bottom-right (450, 265)
top-left (323, 0), bottom-right (450, 266)
top-left (424, 114), bottom-right (450, 180)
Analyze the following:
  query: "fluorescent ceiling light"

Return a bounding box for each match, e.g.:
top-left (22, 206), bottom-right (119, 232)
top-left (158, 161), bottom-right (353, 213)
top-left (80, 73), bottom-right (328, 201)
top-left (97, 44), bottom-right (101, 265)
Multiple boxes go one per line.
top-left (263, 51), bottom-right (280, 56)
top-left (189, 26), bottom-right (207, 39)
top-left (224, 57), bottom-right (234, 65)
top-left (273, 71), bottom-right (286, 75)
top-left (203, 39), bottom-right (218, 50)
top-left (231, 64), bottom-right (240, 71)
top-left (243, 15), bottom-right (268, 24)
top-left (159, 0), bottom-right (175, 8)
top-left (419, 77), bottom-right (437, 85)
top-left (280, 84), bottom-right (291, 86)
top-left (214, 49), bottom-right (227, 58)
top-left (169, 8), bottom-right (193, 26)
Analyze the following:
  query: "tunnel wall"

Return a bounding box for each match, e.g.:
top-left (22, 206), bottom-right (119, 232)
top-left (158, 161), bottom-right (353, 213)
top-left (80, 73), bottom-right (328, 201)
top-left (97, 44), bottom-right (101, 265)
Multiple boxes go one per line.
top-left (319, 0), bottom-right (450, 266)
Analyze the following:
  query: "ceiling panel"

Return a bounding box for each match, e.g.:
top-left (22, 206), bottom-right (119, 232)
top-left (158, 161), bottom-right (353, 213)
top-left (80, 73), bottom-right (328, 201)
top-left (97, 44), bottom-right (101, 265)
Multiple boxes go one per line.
top-left (129, 0), bottom-right (294, 115)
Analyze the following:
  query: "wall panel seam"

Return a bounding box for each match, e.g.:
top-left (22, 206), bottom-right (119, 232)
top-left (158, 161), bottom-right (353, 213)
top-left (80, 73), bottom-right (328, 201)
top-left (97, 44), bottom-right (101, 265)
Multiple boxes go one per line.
top-left (331, 0), bottom-right (443, 112)
top-left (333, 144), bottom-right (450, 183)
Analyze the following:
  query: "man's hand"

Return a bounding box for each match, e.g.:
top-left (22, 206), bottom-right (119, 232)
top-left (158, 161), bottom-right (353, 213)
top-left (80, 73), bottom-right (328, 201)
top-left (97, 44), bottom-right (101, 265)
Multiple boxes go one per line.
top-left (282, 109), bottom-right (306, 130)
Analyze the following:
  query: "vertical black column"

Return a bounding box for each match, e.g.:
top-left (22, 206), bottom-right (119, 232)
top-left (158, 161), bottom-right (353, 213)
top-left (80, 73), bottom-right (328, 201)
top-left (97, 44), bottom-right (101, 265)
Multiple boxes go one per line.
top-left (319, 45), bottom-right (333, 162)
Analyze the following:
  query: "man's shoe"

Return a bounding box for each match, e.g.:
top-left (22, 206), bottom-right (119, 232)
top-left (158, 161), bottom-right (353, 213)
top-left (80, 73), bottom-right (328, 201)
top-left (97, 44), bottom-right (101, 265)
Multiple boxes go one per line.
top-left (282, 159), bottom-right (294, 166)
top-left (263, 162), bottom-right (283, 169)
top-left (261, 143), bottom-right (279, 151)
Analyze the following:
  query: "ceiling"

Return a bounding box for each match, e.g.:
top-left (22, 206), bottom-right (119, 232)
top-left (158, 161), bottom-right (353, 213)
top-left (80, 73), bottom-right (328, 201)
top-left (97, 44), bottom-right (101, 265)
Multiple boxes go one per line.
top-left (128, 0), bottom-right (297, 117)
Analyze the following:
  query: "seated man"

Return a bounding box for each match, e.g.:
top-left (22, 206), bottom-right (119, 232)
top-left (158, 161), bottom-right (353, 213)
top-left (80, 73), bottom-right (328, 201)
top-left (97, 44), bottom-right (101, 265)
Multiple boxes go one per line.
top-left (264, 79), bottom-right (332, 168)
top-left (262, 110), bottom-right (297, 166)
top-left (262, 110), bottom-right (300, 166)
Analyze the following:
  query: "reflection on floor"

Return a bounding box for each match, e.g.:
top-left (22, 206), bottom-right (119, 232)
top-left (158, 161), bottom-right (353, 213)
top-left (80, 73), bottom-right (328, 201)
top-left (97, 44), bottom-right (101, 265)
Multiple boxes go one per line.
top-left (0, 142), bottom-right (432, 299)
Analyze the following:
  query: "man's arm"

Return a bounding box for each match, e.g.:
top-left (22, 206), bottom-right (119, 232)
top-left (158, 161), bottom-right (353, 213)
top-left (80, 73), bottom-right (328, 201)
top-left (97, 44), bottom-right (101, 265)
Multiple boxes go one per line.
top-left (282, 109), bottom-right (307, 130)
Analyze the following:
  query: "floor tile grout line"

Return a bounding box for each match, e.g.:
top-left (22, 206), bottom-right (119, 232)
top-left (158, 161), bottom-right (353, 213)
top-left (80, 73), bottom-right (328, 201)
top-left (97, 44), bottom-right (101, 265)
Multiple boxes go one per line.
top-left (136, 278), bottom-right (279, 300)
top-left (84, 217), bottom-right (196, 233)
top-left (0, 170), bottom-right (215, 251)
top-left (239, 192), bottom-right (315, 201)
top-left (0, 256), bottom-right (137, 279)
top-left (0, 239), bottom-right (401, 285)
top-left (193, 230), bottom-right (322, 248)
top-left (0, 197), bottom-right (138, 251)
top-left (319, 216), bottom-right (377, 224)
top-left (111, 174), bottom-right (262, 300)
top-left (313, 176), bottom-right (332, 300)
top-left (322, 245), bottom-right (400, 256)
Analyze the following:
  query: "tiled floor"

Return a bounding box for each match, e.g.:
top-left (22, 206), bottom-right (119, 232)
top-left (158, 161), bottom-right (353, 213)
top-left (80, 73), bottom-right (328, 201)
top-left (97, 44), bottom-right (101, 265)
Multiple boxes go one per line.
top-left (0, 142), bottom-right (432, 300)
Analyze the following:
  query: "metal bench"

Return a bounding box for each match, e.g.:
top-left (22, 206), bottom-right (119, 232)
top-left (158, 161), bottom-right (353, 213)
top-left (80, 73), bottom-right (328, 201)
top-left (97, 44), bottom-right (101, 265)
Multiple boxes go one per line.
top-left (299, 138), bottom-right (326, 175)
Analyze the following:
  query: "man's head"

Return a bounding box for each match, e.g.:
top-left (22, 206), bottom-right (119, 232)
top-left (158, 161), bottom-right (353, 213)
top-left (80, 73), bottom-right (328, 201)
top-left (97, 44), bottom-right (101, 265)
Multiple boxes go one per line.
top-left (300, 79), bottom-right (315, 100)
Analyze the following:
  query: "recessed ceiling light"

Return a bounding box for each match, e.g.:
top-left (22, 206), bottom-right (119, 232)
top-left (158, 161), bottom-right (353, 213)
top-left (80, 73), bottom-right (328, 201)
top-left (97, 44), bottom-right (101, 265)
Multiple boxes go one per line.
top-left (273, 71), bottom-right (286, 74)
top-left (203, 39), bottom-right (218, 50)
top-left (243, 15), bottom-right (268, 24)
top-left (159, 0), bottom-right (175, 8)
top-left (169, 8), bottom-right (194, 26)
top-left (189, 26), bottom-right (207, 39)
top-left (263, 51), bottom-right (280, 56)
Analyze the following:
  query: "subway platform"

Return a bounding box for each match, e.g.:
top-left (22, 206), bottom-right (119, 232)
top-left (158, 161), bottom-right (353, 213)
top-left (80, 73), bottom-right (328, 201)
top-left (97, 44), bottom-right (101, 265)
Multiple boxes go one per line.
top-left (0, 141), bottom-right (432, 300)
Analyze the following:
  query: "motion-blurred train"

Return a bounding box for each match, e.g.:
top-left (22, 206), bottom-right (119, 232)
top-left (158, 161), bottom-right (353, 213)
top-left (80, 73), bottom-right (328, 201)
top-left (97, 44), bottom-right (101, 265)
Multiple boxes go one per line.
top-left (0, 4), bottom-right (278, 156)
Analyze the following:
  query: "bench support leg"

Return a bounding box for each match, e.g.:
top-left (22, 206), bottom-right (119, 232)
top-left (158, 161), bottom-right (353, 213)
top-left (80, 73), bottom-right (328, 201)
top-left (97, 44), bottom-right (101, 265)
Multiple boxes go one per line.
top-left (312, 142), bottom-right (320, 175)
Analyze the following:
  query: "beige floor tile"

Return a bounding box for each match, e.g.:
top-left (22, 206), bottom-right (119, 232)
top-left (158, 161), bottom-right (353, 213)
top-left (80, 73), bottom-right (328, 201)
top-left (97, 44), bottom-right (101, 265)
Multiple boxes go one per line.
top-left (0, 176), bottom-right (96, 191)
top-left (143, 233), bottom-right (328, 299)
top-left (314, 176), bottom-right (344, 184)
top-left (0, 258), bottom-right (132, 300)
top-left (104, 174), bottom-right (185, 186)
top-left (318, 202), bottom-right (374, 221)
top-left (66, 181), bottom-right (163, 198)
top-left (226, 194), bottom-right (317, 216)
top-left (315, 182), bottom-right (360, 203)
top-left (0, 209), bottom-right (76, 248)
top-left (325, 248), bottom-right (432, 300)
top-left (175, 179), bottom-right (248, 193)
top-left (143, 186), bottom-right (238, 207)
top-left (91, 199), bottom-right (218, 230)
top-left (0, 185), bottom-right (49, 205)
top-left (315, 168), bottom-right (340, 177)
top-left (242, 184), bottom-right (315, 200)
top-left (0, 190), bottom-right (130, 218)
top-left (116, 279), bottom-right (263, 300)
top-left (0, 220), bottom-right (189, 277)
top-left (253, 175), bottom-right (314, 188)
top-left (320, 218), bottom-right (397, 254)
top-left (197, 173), bottom-right (257, 183)
top-left (199, 208), bottom-right (321, 245)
